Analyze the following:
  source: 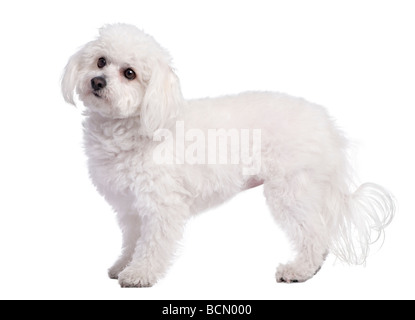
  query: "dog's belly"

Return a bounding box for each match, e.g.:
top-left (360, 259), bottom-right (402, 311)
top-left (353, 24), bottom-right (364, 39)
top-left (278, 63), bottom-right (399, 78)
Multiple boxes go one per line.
top-left (244, 177), bottom-right (264, 189)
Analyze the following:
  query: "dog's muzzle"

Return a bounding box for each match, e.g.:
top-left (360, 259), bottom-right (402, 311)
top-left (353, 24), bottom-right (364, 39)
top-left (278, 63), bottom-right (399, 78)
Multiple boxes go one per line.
top-left (91, 77), bottom-right (107, 97)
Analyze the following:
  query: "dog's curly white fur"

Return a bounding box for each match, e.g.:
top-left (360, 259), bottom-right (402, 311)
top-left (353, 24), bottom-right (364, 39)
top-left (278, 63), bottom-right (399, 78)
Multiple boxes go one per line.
top-left (62, 24), bottom-right (395, 287)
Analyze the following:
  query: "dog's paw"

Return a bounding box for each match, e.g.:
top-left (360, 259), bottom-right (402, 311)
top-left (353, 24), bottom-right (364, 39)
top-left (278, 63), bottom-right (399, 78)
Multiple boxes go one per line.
top-left (108, 259), bottom-right (131, 280)
top-left (117, 265), bottom-right (156, 288)
top-left (108, 265), bottom-right (124, 280)
top-left (276, 262), bottom-right (320, 283)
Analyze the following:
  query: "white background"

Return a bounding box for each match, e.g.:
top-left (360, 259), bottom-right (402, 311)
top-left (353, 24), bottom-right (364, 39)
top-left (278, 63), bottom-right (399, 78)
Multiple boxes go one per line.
top-left (0, 0), bottom-right (414, 300)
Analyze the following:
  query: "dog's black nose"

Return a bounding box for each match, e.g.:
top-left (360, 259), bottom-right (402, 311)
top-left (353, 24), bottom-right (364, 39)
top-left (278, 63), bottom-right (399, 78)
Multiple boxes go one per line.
top-left (91, 77), bottom-right (107, 91)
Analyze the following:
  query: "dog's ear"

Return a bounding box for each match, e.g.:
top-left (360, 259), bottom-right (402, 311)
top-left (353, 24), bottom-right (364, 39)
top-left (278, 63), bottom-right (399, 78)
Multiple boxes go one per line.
top-left (61, 49), bottom-right (83, 105)
top-left (140, 61), bottom-right (183, 136)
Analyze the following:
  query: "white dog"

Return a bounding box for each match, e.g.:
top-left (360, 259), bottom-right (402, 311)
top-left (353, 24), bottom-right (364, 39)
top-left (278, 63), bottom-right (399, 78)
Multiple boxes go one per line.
top-left (62, 24), bottom-right (395, 287)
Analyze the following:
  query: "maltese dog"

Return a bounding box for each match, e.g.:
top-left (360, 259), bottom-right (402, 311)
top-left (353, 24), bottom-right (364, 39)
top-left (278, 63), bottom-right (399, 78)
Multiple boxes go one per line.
top-left (62, 23), bottom-right (395, 287)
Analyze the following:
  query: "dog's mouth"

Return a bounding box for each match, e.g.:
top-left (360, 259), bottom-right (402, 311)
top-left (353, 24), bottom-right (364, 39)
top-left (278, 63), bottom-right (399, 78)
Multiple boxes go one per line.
top-left (93, 92), bottom-right (102, 98)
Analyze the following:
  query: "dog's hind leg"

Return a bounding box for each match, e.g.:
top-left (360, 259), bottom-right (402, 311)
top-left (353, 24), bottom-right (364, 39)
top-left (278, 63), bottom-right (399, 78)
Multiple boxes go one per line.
top-left (264, 171), bottom-right (329, 283)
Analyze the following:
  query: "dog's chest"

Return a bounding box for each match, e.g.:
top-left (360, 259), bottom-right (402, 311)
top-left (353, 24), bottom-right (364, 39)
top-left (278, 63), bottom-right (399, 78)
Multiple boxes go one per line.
top-left (83, 116), bottom-right (147, 192)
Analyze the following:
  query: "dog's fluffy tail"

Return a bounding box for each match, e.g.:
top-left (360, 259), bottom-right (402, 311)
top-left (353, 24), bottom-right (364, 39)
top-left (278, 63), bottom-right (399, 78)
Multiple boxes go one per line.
top-left (328, 183), bottom-right (395, 264)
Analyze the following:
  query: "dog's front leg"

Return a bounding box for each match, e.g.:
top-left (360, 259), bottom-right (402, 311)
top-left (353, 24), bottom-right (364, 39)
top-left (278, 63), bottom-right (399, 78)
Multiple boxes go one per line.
top-left (117, 204), bottom-right (189, 288)
top-left (108, 214), bottom-right (141, 280)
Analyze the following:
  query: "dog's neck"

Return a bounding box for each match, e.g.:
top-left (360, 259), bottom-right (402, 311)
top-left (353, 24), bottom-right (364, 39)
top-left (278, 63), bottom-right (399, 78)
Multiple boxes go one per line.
top-left (83, 111), bottom-right (150, 156)
top-left (84, 111), bottom-right (145, 135)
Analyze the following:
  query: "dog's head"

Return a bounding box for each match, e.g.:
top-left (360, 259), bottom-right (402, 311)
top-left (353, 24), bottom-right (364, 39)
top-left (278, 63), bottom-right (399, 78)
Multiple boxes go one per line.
top-left (62, 24), bottom-right (183, 134)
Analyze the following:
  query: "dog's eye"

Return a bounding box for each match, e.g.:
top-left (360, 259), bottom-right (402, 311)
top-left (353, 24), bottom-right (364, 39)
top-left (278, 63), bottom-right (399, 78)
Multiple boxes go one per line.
top-left (124, 68), bottom-right (136, 80)
top-left (97, 57), bottom-right (106, 68)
